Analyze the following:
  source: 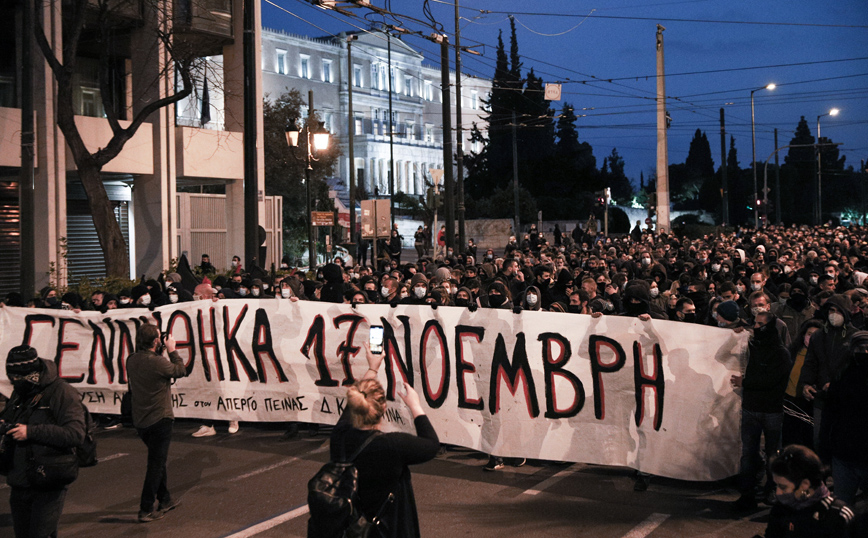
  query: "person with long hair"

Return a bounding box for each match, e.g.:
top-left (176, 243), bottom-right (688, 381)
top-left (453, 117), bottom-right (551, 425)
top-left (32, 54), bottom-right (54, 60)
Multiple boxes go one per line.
top-left (752, 445), bottom-right (853, 538)
top-left (329, 343), bottom-right (439, 538)
top-left (783, 319), bottom-right (824, 448)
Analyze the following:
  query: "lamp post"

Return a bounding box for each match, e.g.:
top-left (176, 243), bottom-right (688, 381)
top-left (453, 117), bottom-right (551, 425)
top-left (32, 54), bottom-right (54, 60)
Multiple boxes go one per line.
top-left (346, 35), bottom-right (358, 243)
top-left (817, 108), bottom-right (840, 225)
top-left (286, 91), bottom-right (330, 272)
top-left (750, 83), bottom-right (775, 227)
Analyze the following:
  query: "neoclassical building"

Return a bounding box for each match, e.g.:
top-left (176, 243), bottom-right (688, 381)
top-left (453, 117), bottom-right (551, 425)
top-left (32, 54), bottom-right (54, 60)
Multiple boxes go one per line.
top-left (259, 28), bottom-right (491, 199)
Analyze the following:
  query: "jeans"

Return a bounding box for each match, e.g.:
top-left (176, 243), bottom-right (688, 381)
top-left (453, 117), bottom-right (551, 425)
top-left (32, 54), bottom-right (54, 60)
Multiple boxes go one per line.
top-left (9, 486), bottom-right (67, 538)
top-left (739, 409), bottom-right (783, 495)
top-left (137, 417), bottom-right (174, 512)
top-left (832, 457), bottom-right (868, 507)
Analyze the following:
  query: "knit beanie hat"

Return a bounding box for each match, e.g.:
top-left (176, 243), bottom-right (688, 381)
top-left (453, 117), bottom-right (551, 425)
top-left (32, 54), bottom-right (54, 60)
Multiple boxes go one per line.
top-left (717, 300), bottom-right (741, 322)
top-left (6, 345), bottom-right (42, 376)
top-left (410, 273), bottom-right (428, 288)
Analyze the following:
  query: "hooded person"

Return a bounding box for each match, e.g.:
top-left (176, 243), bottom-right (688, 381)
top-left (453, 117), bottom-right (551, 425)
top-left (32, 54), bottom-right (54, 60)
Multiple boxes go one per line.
top-left (483, 281), bottom-right (513, 310)
top-left (798, 293), bottom-right (858, 449)
top-left (302, 279), bottom-right (323, 301)
top-left (401, 273), bottom-right (430, 305)
top-left (772, 279), bottom-right (816, 342)
top-left (521, 285), bottom-right (543, 312)
top-left (320, 263), bottom-right (345, 304)
top-left (131, 284), bottom-right (153, 308)
top-left (620, 280), bottom-right (665, 319)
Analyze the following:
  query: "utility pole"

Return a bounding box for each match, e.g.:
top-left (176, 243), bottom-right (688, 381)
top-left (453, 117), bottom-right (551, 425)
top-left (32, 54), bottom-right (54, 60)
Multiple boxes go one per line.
top-left (307, 91), bottom-right (316, 270)
top-left (774, 128), bottom-right (781, 224)
top-left (719, 108), bottom-right (728, 225)
top-left (437, 34), bottom-right (455, 251)
top-left (19, 0), bottom-right (35, 298)
top-left (454, 0), bottom-right (466, 251)
top-left (243, 0), bottom-right (260, 269)
top-left (347, 35), bottom-right (357, 243)
top-left (512, 110), bottom-right (520, 237)
top-left (655, 25), bottom-right (670, 233)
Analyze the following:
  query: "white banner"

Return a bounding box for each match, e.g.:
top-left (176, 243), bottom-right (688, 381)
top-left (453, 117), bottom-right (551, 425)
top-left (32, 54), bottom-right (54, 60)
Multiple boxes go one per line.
top-left (0, 301), bottom-right (747, 481)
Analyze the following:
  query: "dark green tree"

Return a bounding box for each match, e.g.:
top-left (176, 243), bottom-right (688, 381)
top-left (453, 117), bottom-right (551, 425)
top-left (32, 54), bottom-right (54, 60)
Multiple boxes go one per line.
top-left (781, 116), bottom-right (817, 223)
top-left (554, 103), bottom-right (597, 195)
top-left (606, 148), bottom-right (633, 204)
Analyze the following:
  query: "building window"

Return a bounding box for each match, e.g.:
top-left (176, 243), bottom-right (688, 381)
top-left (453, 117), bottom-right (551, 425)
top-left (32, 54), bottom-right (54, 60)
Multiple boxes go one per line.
top-left (470, 89), bottom-right (479, 110)
top-left (407, 122), bottom-right (414, 140)
top-left (300, 55), bottom-right (310, 79)
top-left (390, 67), bottom-right (396, 92)
top-left (276, 50), bottom-right (287, 74)
top-left (353, 64), bottom-right (362, 87)
top-left (425, 124), bottom-right (434, 143)
top-left (354, 115), bottom-right (363, 135)
top-left (379, 65), bottom-right (387, 91)
top-left (324, 112), bottom-right (334, 135)
top-left (322, 60), bottom-right (333, 83)
top-left (423, 80), bottom-right (433, 101)
top-left (371, 63), bottom-right (379, 90)
top-left (404, 76), bottom-right (412, 97)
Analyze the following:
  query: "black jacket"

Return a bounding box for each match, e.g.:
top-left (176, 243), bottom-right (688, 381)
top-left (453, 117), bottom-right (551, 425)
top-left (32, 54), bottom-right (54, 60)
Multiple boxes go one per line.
top-left (819, 358), bottom-right (868, 465)
top-left (1, 360), bottom-right (86, 489)
top-left (743, 323), bottom-right (792, 413)
top-left (762, 494), bottom-right (853, 538)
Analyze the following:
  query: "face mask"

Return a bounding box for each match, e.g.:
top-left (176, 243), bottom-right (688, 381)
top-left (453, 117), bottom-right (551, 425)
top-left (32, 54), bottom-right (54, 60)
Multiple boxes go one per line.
top-left (281, 288), bottom-right (291, 298)
top-left (400, 291), bottom-right (409, 299)
top-left (140, 295), bottom-right (152, 306)
top-left (414, 287), bottom-right (427, 299)
top-left (568, 305), bottom-right (582, 314)
top-left (751, 283), bottom-right (762, 291)
top-left (252, 289), bottom-right (261, 297)
top-left (169, 294), bottom-right (178, 304)
top-left (232, 261), bottom-right (238, 267)
top-left (455, 298), bottom-right (469, 307)
top-left (526, 294), bottom-right (538, 306)
top-left (711, 264), bottom-right (721, 272)
top-left (828, 312), bottom-right (845, 327)
top-left (810, 276), bottom-right (818, 285)
top-left (736, 284), bottom-right (746, 294)
top-left (238, 288), bottom-right (248, 297)
top-left (682, 313), bottom-right (696, 323)
top-left (751, 306), bottom-right (769, 317)
top-left (650, 287), bottom-right (659, 298)
top-left (488, 294), bottom-right (506, 308)
top-left (718, 320), bottom-right (730, 328)
top-left (642, 257), bottom-right (651, 266)
top-left (45, 297), bottom-right (58, 307)
top-left (365, 290), bottom-right (378, 303)
top-left (120, 298), bottom-right (131, 305)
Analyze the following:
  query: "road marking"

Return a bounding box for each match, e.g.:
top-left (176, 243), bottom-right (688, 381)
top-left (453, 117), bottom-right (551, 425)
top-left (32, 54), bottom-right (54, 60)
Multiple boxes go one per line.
top-left (522, 466), bottom-right (575, 495)
top-left (229, 457), bottom-right (298, 482)
top-left (222, 504), bottom-right (309, 538)
top-left (98, 452), bottom-right (129, 462)
top-left (621, 513), bottom-right (669, 538)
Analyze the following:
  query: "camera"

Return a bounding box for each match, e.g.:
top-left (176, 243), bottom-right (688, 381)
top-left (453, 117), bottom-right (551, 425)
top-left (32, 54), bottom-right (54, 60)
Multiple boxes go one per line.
top-left (0, 422), bottom-right (15, 436)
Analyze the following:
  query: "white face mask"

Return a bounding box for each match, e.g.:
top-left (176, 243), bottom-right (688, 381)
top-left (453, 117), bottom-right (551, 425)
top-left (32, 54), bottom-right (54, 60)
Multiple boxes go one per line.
top-left (232, 260), bottom-right (239, 267)
top-left (810, 276), bottom-right (818, 285)
top-left (251, 289), bottom-right (261, 297)
top-left (281, 288), bottom-right (291, 298)
top-left (783, 265), bottom-right (793, 274)
top-left (641, 257), bottom-right (651, 266)
top-left (400, 291), bottom-right (409, 299)
top-left (711, 264), bottom-right (721, 273)
top-left (169, 294), bottom-right (178, 304)
top-left (238, 288), bottom-right (248, 297)
top-left (120, 298), bottom-right (131, 305)
top-left (828, 312), bottom-right (845, 327)
top-left (751, 282), bottom-right (762, 291)
top-left (140, 294), bottom-right (151, 306)
top-left (650, 287), bottom-right (659, 298)
top-left (414, 287), bottom-right (427, 299)
top-left (736, 284), bottom-right (746, 294)
top-left (526, 294), bottom-right (538, 306)
top-left (381, 287), bottom-right (390, 298)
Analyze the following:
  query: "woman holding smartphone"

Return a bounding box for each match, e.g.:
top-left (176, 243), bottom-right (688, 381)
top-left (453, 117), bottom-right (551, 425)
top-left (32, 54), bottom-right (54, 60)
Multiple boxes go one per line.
top-left (329, 338), bottom-right (440, 537)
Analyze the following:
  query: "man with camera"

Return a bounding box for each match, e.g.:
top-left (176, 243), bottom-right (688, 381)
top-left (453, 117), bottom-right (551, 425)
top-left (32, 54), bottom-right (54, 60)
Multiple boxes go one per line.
top-left (0, 345), bottom-right (86, 537)
top-left (126, 324), bottom-right (186, 522)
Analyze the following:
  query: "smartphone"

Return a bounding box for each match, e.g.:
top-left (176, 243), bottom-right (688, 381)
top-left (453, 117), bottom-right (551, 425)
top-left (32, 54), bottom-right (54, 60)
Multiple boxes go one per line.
top-left (369, 325), bottom-right (384, 355)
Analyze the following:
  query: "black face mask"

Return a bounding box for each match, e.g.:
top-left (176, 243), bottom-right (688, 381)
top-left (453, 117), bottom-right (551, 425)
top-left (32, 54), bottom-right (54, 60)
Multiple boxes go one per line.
top-left (365, 290), bottom-right (378, 303)
top-left (626, 301), bottom-right (649, 316)
top-left (789, 293), bottom-right (808, 311)
top-left (488, 294), bottom-right (506, 308)
top-left (568, 305), bottom-right (582, 314)
top-left (682, 313), bottom-right (697, 323)
top-left (455, 298), bottom-right (470, 307)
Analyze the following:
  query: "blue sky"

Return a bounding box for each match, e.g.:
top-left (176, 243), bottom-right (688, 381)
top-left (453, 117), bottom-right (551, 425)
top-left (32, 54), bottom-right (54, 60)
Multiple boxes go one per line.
top-left (263, 0), bottom-right (868, 184)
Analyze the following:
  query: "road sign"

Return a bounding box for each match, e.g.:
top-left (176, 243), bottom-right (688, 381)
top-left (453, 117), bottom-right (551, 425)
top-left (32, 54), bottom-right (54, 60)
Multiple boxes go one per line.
top-left (311, 211), bottom-right (334, 227)
top-left (544, 83), bottom-right (562, 101)
top-left (360, 199), bottom-right (391, 239)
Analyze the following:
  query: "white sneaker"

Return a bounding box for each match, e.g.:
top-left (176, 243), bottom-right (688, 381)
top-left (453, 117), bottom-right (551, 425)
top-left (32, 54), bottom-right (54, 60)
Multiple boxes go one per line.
top-left (192, 425), bottom-right (216, 438)
top-left (228, 421), bottom-right (240, 434)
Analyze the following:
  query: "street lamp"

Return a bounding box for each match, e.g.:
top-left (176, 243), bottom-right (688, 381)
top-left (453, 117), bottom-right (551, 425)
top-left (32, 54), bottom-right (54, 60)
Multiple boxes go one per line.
top-left (286, 95), bottom-right (331, 272)
top-left (751, 83), bottom-right (775, 227)
top-left (817, 108), bottom-right (840, 225)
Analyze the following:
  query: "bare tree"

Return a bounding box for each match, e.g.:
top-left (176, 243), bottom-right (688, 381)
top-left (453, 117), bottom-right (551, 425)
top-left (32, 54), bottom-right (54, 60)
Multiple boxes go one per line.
top-left (34, 0), bottom-right (195, 278)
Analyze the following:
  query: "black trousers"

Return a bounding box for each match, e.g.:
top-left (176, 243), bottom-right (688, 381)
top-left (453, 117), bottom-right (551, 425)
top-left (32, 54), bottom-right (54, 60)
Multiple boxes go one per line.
top-left (136, 417), bottom-right (174, 512)
top-left (9, 486), bottom-right (67, 538)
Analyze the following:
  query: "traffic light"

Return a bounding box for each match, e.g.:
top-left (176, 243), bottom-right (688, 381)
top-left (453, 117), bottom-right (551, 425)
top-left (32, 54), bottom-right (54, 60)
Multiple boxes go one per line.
top-left (426, 187), bottom-right (442, 210)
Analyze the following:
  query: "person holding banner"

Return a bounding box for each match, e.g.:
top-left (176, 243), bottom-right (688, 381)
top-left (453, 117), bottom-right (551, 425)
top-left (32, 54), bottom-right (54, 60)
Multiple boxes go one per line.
top-left (328, 343), bottom-right (439, 538)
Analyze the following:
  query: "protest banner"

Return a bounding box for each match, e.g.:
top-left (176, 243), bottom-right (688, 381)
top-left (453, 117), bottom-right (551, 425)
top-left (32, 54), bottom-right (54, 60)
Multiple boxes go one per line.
top-left (0, 301), bottom-right (748, 481)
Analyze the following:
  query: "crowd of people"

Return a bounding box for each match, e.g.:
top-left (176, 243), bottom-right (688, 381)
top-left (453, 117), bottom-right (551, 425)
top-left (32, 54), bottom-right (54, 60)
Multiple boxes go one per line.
top-left (4, 221), bottom-right (868, 536)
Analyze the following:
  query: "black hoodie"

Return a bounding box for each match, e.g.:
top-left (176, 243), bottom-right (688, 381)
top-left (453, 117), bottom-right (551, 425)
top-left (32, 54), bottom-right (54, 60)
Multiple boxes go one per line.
top-left (798, 294), bottom-right (858, 406)
top-left (742, 317), bottom-right (792, 413)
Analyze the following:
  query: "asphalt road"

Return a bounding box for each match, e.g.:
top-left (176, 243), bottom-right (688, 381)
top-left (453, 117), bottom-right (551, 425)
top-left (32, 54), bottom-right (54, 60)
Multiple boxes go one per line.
top-left (0, 421), bottom-right (769, 538)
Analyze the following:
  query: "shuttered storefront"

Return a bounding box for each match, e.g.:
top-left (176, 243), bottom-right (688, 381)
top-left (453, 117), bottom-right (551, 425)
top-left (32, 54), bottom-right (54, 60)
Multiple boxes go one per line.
top-left (66, 179), bottom-right (131, 282)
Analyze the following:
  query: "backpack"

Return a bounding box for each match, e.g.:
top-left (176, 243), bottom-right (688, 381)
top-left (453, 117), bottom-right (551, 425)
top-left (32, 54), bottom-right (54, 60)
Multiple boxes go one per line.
top-left (75, 406), bottom-right (98, 468)
top-left (307, 432), bottom-right (386, 538)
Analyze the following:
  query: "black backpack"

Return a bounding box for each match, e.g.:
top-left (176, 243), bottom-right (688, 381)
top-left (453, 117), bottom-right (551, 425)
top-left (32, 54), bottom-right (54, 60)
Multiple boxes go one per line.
top-left (75, 406), bottom-right (98, 468)
top-left (307, 432), bottom-right (389, 538)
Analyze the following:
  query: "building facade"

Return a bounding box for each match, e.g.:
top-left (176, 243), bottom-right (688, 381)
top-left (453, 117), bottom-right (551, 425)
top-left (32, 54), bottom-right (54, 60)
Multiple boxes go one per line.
top-left (0, 0), bottom-right (274, 294)
top-left (259, 28), bottom-right (491, 201)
